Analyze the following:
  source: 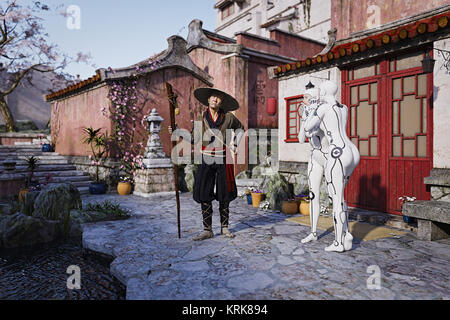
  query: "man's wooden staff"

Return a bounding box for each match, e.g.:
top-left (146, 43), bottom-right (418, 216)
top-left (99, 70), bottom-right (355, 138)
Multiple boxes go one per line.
top-left (164, 82), bottom-right (181, 239)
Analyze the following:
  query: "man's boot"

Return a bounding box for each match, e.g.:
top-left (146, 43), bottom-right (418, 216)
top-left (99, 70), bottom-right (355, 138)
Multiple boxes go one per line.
top-left (219, 201), bottom-right (235, 238)
top-left (193, 202), bottom-right (214, 241)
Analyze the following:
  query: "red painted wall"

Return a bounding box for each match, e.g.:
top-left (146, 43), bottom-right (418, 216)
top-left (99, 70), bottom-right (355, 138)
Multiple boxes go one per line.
top-left (51, 85), bottom-right (113, 157)
top-left (236, 31), bottom-right (325, 61)
top-left (247, 59), bottom-right (278, 129)
top-left (269, 30), bottom-right (325, 60)
top-left (332, 0), bottom-right (450, 40)
top-left (51, 69), bottom-right (210, 158)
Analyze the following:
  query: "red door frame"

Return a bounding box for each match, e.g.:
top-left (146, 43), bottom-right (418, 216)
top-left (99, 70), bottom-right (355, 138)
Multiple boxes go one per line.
top-left (341, 47), bottom-right (433, 214)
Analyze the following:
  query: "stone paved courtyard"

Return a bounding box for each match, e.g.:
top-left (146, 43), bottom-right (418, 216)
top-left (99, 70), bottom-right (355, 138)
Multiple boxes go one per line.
top-left (81, 192), bottom-right (450, 300)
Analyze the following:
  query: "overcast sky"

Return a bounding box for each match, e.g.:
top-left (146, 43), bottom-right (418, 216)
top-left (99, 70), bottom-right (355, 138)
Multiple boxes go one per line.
top-left (38, 0), bottom-right (216, 79)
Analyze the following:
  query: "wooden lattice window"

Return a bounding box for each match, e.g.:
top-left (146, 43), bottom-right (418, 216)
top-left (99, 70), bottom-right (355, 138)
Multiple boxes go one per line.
top-left (284, 95), bottom-right (304, 143)
top-left (221, 3), bottom-right (235, 20)
top-left (391, 73), bottom-right (428, 158)
top-left (349, 81), bottom-right (379, 157)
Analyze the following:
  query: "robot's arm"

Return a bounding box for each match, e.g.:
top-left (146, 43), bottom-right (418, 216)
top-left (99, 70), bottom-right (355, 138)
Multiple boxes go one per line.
top-left (298, 105), bottom-right (307, 143)
top-left (304, 104), bottom-right (323, 132)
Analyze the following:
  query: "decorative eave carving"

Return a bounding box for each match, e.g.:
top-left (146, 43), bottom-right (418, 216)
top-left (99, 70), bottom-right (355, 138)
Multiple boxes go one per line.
top-left (318, 28), bottom-right (337, 55)
top-left (187, 19), bottom-right (243, 55)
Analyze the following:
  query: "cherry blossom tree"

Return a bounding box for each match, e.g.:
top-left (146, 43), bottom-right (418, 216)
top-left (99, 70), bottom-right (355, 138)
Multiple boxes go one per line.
top-left (0, 1), bottom-right (91, 132)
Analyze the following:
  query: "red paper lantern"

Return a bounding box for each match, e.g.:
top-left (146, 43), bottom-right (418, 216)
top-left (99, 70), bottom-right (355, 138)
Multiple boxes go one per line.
top-left (267, 97), bottom-right (277, 115)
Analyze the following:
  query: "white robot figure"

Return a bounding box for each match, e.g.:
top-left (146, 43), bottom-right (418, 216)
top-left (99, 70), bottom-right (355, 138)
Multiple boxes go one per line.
top-left (302, 80), bottom-right (360, 252)
top-left (298, 86), bottom-right (329, 245)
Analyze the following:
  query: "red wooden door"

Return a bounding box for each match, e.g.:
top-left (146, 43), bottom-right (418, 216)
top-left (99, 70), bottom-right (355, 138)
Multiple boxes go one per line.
top-left (386, 52), bottom-right (433, 213)
top-left (343, 49), bottom-right (433, 215)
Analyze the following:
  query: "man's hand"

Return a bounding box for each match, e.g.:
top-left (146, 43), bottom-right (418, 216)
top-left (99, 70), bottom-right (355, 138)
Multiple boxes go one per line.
top-left (168, 125), bottom-right (176, 135)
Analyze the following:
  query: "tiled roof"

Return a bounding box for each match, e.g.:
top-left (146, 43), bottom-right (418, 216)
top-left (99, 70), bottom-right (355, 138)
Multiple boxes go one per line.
top-left (45, 72), bottom-right (101, 101)
top-left (272, 12), bottom-right (450, 77)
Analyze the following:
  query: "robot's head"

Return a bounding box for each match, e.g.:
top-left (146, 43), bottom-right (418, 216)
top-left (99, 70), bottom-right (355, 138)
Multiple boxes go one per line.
top-left (319, 80), bottom-right (338, 102)
top-left (304, 87), bottom-right (319, 100)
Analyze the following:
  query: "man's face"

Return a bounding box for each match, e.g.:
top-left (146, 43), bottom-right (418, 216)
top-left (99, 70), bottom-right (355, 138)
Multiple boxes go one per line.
top-left (208, 94), bottom-right (222, 110)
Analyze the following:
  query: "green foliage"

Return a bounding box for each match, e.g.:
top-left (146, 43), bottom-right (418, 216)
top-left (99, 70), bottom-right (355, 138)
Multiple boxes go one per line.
top-left (84, 200), bottom-right (130, 217)
top-left (82, 126), bottom-right (107, 182)
top-left (25, 155), bottom-right (39, 187)
top-left (259, 173), bottom-right (292, 211)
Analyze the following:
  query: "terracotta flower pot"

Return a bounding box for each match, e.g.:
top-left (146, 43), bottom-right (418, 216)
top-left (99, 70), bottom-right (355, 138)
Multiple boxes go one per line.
top-left (18, 188), bottom-right (30, 202)
top-left (117, 182), bottom-right (132, 195)
top-left (295, 195), bottom-right (307, 206)
top-left (300, 200), bottom-right (310, 216)
top-left (282, 200), bottom-right (299, 214)
top-left (251, 192), bottom-right (263, 208)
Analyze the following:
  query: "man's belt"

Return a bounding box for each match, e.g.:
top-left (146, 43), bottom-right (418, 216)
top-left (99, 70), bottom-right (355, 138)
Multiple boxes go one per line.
top-left (201, 146), bottom-right (226, 158)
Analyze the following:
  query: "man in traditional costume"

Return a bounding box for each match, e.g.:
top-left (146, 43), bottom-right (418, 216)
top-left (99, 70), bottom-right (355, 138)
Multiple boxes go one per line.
top-left (170, 88), bottom-right (244, 241)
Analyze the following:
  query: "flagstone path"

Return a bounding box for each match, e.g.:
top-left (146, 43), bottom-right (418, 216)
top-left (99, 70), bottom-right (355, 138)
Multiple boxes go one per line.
top-left (81, 192), bottom-right (450, 300)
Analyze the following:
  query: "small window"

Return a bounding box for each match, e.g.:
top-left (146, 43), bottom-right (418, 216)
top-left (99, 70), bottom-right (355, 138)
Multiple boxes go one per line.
top-left (221, 3), bottom-right (235, 20)
top-left (285, 95), bottom-right (304, 142)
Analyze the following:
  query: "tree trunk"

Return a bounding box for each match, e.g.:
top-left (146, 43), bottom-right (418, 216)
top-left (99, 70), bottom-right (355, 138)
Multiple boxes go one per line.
top-left (0, 95), bottom-right (16, 132)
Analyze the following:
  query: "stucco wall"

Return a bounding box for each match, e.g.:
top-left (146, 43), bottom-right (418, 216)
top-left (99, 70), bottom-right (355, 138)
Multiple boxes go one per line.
top-left (51, 84), bottom-right (113, 157)
top-left (277, 67), bottom-right (341, 163)
top-left (433, 38), bottom-right (450, 169)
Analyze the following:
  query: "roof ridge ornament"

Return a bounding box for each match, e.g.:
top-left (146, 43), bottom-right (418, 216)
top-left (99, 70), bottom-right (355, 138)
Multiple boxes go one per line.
top-left (318, 28), bottom-right (337, 56)
top-left (100, 36), bottom-right (213, 86)
top-left (187, 19), bottom-right (243, 55)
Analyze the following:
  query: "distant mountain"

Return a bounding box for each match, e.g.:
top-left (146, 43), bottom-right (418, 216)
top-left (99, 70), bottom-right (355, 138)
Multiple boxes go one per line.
top-left (0, 70), bottom-right (72, 129)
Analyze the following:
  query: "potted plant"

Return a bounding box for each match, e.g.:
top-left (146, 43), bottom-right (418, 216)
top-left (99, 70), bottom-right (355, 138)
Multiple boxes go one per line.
top-left (19, 156), bottom-right (39, 202)
top-left (245, 188), bottom-right (252, 205)
top-left (282, 198), bottom-right (299, 215)
top-left (399, 195), bottom-right (417, 223)
top-left (299, 197), bottom-right (310, 216)
top-left (251, 189), bottom-right (264, 208)
top-left (38, 134), bottom-right (53, 152)
top-left (117, 175), bottom-right (132, 195)
top-left (82, 127), bottom-right (108, 195)
top-left (295, 192), bottom-right (308, 206)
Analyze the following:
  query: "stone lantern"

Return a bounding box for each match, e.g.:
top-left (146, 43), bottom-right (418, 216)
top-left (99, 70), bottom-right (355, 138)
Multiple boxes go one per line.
top-left (134, 108), bottom-right (175, 198)
top-left (143, 108), bottom-right (166, 161)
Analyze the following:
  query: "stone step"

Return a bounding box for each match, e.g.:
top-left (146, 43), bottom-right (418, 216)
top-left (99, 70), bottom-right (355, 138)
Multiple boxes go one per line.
top-left (47, 180), bottom-right (91, 188)
top-left (11, 164), bottom-right (78, 172)
top-left (0, 149), bottom-right (46, 154)
top-left (0, 156), bottom-right (65, 163)
top-left (78, 186), bottom-right (90, 195)
top-left (3, 159), bottom-right (69, 165)
top-left (0, 144), bottom-right (42, 151)
top-left (32, 170), bottom-right (89, 177)
top-left (0, 152), bottom-right (60, 157)
top-left (43, 175), bottom-right (91, 183)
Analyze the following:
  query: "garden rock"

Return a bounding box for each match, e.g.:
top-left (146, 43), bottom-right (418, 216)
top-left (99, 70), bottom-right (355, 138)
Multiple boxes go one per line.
top-left (26, 183), bottom-right (82, 221)
top-left (293, 171), bottom-right (330, 207)
top-left (235, 170), bottom-right (251, 180)
top-left (0, 212), bottom-right (63, 248)
top-left (260, 173), bottom-right (291, 211)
